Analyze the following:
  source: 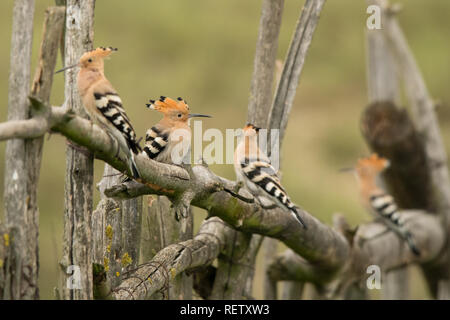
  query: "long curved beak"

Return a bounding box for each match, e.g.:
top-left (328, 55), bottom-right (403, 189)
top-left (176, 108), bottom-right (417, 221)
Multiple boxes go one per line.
top-left (339, 167), bottom-right (355, 173)
top-left (188, 113), bottom-right (212, 118)
top-left (55, 63), bottom-right (79, 74)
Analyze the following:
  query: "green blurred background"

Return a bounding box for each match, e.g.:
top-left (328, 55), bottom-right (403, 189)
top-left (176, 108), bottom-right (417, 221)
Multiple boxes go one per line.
top-left (1, 0), bottom-right (449, 299)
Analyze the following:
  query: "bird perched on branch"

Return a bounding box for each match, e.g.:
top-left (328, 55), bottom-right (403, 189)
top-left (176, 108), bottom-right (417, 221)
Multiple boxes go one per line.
top-left (144, 96), bottom-right (210, 165)
top-left (56, 46), bottom-right (141, 179)
top-left (234, 124), bottom-right (307, 228)
top-left (344, 153), bottom-right (420, 256)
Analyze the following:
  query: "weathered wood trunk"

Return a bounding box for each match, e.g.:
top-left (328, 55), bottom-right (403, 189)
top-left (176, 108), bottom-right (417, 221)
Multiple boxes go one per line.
top-left (59, 0), bottom-right (96, 300)
top-left (281, 281), bottom-right (304, 300)
top-left (142, 195), bottom-right (193, 299)
top-left (210, 232), bottom-right (263, 299)
top-left (2, 2), bottom-right (64, 300)
top-left (268, 0), bottom-right (327, 146)
top-left (3, 0), bottom-right (36, 300)
top-left (263, 237), bottom-right (279, 299)
top-left (92, 164), bottom-right (143, 298)
top-left (248, 0), bottom-right (284, 128)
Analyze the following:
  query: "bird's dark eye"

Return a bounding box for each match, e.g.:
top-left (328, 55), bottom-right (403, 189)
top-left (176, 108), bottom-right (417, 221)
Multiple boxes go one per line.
top-left (88, 58), bottom-right (93, 63)
top-left (177, 113), bottom-right (182, 118)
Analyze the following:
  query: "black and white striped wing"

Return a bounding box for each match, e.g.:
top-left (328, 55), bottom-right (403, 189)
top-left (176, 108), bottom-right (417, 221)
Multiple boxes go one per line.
top-left (240, 157), bottom-right (307, 228)
top-left (241, 158), bottom-right (287, 203)
top-left (143, 126), bottom-right (169, 160)
top-left (94, 92), bottom-right (140, 154)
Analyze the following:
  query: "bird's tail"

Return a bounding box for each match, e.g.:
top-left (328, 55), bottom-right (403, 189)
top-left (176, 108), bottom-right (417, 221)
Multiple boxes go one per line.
top-left (124, 139), bottom-right (141, 179)
top-left (288, 205), bottom-right (307, 229)
top-left (129, 153), bottom-right (140, 179)
top-left (404, 231), bottom-right (421, 256)
top-left (129, 139), bottom-right (142, 154)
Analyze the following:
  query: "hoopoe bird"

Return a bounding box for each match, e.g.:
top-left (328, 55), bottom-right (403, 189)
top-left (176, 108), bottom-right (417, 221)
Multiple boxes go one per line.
top-left (56, 47), bottom-right (141, 179)
top-left (346, 153), bottom-right (420, 256)
top-left (144, 96), bottom-right (210, 164)
top-left (234, 124), bottom-right (307, 228)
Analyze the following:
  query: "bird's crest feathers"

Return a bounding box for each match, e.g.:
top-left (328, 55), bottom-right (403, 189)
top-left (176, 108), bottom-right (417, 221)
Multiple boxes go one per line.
top-left (356, 153), bottom-right (390, 174)
top-left (243, 123), bottom-right (261, 138)
top-left (146, 96), bottom-right (190, 114)
top-left (244, 123), bottom-right (261, 132)
top-left (79, 46), bottom-right (118, 64)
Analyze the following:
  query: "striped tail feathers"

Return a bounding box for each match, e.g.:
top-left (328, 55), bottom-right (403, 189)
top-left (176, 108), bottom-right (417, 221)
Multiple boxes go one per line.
top-left (127, 138), bottom-right (141, 154)
top-left (405, 231), bottom-right (421, 256)
top-left (129, 152), bottom-right (140, 179)
top-left (370, 193), bottom-right (420, 256)
top-left (287, 203), bottom-right (308, 229)
top-left (121, 136), bottom-right (141, 179)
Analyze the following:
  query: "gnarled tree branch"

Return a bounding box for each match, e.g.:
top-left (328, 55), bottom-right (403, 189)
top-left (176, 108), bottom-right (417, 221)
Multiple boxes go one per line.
top-left (0, 97), bottom-right (350, 292)
top-left (112, 217), bottom-right (234, 300)
top-left (268, 210), bottom-right (445, 296)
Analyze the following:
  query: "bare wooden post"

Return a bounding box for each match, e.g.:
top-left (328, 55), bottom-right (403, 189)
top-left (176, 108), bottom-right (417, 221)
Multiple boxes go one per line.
top-left (1, 5), bottom-right (64, 299)
top-left (91, 164), bottom-right (143, 298)
top-left (262, 60), bottom-right (284, 301)
top-left (263, 238), bottom-right (279, 299)
top-left (97, 165), bottom-right (123, 290)
top-left (0, 224), bottom-right (11, 298)
top-left (122, 198), bottom-right (142, 270)
top-left (281, 281), bottom-right (304, 300)
top-left (140, 196), bottom-right (165, 299)
top-left (248, 0), bottom-right (284, 128)
top-left (59, 0), bottom-right (96, 300)
top-left (140, 196), bottom-right (161, 263)
top-left (3, 0), bottom-right (36, 300)
top-left (366, 1), bottom-right (399, 104)
top-left (28, 6), bottom-right (65, 298)
top-left (92, 175), bottom-right (118, 299)
top-left (142, 196), bottom-right (193, 299)
top-left (210, 232), bottom-right (263, 299)
top-left (268, 0), bottom-right (326, 146)
top-left (364, 3), bottom-right (408, 299)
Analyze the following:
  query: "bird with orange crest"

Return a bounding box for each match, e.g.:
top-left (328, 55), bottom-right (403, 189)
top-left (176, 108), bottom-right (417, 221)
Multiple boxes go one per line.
top-left (56, 47), bottom-right (141, 179)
